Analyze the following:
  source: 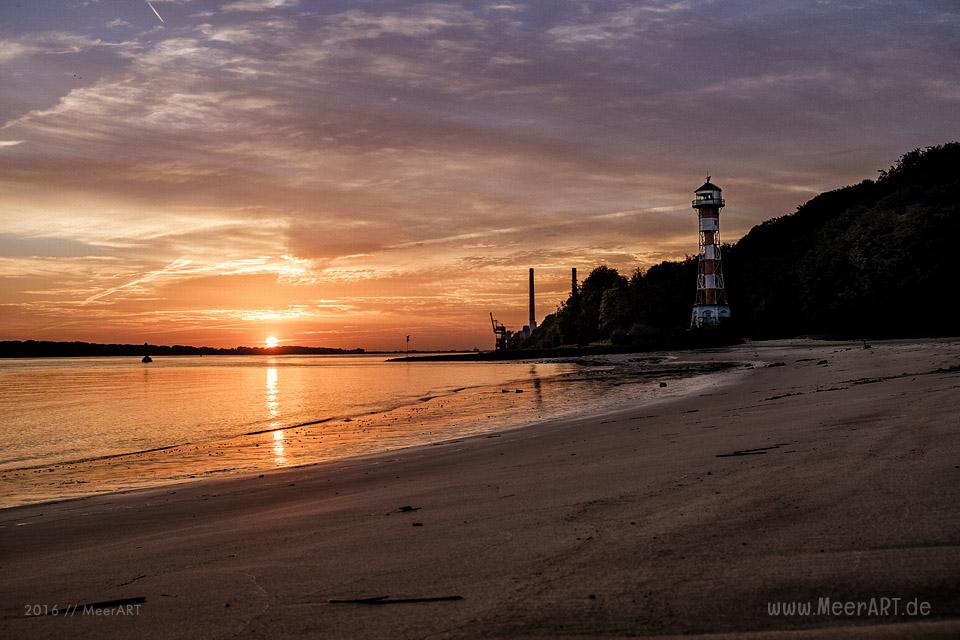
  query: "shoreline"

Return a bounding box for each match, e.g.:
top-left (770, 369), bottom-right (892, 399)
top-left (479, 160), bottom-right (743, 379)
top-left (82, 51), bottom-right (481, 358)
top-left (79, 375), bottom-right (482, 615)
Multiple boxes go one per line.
top-left (2, 339), bottom-right (959, 638)
top-left (0, 357), bottom-right (738, 510)
top-left (0, 359), bottom-right (748, 515)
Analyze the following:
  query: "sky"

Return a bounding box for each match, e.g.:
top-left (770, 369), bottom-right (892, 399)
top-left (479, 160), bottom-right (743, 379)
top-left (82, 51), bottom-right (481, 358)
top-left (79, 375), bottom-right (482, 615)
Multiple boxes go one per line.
top-left (0, 0), bottom-right (958, 350)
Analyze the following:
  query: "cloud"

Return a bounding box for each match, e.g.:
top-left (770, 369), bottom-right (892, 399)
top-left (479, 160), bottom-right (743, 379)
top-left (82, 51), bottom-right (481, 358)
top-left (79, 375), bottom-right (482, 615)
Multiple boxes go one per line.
top-left (221, 0), bottom-right (299, 13)
top-left (197, 24), bottom-right (258, 43)
top-left (77, 254), bottom-right (320, 305)
top-left (0, 234), bottom-right (107, 258)
top-left (0, 32), bottom-right (133, 62)
top-left (923, 79), bottom-right (960, 101)
top-left (546, 3), bottom-right (691, 45)
top-left (0, 41), bottom-right (33, 62)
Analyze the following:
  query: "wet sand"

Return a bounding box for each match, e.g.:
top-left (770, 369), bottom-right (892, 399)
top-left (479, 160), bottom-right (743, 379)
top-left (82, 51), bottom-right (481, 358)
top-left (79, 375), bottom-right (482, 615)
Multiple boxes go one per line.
top-left (1, 339), bottom-right (959, 638)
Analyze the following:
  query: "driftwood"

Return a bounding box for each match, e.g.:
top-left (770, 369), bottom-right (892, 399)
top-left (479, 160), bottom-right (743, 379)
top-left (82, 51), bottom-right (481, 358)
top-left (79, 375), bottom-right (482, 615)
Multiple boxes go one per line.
top-left (329, 595), bottom-right (463, 605)
top-left (716, 443), bottom-right (789, 458)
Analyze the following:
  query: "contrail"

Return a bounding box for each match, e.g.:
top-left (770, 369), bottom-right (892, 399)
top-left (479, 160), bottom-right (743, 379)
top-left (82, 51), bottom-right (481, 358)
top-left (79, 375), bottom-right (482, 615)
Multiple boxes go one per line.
top-left (82, 259), bottom-right (192, 305)
top-left (146, 0), bottom-right (165, 24)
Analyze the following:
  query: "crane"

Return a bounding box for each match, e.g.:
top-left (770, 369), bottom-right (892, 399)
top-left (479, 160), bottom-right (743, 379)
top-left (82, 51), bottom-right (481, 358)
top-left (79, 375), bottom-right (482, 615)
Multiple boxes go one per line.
top-left (490, 312), bottom-right (510, 351)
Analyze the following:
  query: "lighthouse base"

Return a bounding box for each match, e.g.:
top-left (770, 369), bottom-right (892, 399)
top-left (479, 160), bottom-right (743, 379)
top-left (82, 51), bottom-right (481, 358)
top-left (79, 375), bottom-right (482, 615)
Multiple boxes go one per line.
top-left (691, 304), bottom-right (731, 329)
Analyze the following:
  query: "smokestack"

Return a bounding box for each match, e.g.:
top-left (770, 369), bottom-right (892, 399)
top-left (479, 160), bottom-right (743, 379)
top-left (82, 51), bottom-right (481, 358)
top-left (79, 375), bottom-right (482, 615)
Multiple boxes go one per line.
top-left (571, 267), bottom-right (577, 298)
top-left (529, 267), bottom-right (536, 330)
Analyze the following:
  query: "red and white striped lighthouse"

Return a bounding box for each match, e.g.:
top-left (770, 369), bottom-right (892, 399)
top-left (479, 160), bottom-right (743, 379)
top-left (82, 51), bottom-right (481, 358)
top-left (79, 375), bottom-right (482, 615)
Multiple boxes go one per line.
top-left (691, 177), bottom-right (731, 328)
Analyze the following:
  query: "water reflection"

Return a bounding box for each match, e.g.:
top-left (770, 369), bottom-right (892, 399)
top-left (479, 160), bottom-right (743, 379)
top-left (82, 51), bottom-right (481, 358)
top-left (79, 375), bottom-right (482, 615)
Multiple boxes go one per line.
top-left (272, 429), bottom-right (286, 465)
top-left (530, 364), bottom-right (543, 407)
top-left (265, 366), bottom-right (279, 421)
top-left (265, 366), bottom-right (285, 465)
top-left (3, 355), bottom-right (594, 507)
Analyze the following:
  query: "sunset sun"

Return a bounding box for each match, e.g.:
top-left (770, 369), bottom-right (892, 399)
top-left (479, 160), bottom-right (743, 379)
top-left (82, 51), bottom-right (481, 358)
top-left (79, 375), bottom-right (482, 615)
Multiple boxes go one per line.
top-left (265, 336), bottom-right (279, 348)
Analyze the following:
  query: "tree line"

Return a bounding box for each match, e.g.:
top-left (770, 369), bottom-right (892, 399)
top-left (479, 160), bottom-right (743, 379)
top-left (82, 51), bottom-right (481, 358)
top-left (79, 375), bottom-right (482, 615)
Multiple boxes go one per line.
top-left (0, 341), bottom-right (365, 358)
top-left (527, 142), bottom-right (959, 349)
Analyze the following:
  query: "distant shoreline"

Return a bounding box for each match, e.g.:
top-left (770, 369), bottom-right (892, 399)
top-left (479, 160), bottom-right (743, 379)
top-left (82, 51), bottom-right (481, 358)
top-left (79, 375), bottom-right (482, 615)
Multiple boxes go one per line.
top-left (0, 340), bottom-right (365, 358)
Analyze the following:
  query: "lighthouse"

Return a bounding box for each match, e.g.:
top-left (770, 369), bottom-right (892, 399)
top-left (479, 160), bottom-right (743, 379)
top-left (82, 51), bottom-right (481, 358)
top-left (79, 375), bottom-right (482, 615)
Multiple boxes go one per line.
top-left (691, 177), bottom-right (731, 328)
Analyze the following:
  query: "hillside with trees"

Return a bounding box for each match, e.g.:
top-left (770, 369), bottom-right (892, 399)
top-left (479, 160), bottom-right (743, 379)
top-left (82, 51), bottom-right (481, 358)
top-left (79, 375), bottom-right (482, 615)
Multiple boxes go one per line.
top-left (528, 142), bottom-right (959, 348)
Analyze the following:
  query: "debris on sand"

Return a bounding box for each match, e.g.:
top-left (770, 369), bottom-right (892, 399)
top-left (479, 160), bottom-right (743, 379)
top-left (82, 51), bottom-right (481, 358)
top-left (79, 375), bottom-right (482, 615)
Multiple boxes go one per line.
top-left (45, 596), bottom-right (146, 615)
top-left (716, 450), bottom-right (767, 457)
top-left (764, 392), bottom-right (803, 401)
top-left (329, 595), bottom-right (463, 605)
top-left (716, 443), bottom-right (789, 458)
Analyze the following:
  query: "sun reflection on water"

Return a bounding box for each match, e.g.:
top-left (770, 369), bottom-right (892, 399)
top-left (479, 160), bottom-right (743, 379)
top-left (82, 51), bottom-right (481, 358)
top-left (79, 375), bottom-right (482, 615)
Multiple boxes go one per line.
top-left (265, 366), bottom-right (286, 465)
top-left (265, 366), bottom-right (279, 421)
top-left (272, 429), bottom-right (286, 465)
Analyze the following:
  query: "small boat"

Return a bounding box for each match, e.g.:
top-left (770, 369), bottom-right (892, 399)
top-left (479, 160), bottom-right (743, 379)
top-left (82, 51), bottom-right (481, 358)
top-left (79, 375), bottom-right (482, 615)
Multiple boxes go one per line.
top-left (142, 355), bottom-right (153, 363)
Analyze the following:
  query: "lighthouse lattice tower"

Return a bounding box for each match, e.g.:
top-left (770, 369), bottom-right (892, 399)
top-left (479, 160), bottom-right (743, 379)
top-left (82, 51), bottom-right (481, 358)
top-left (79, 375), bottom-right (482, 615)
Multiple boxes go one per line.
top-left (691, 177), bottom-right (731, 328)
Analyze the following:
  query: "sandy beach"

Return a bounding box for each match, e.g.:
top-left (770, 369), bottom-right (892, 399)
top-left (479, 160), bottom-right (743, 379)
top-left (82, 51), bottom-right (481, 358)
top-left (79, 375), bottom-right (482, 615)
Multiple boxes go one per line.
top-left (1, 339), bottom-right (959, 639)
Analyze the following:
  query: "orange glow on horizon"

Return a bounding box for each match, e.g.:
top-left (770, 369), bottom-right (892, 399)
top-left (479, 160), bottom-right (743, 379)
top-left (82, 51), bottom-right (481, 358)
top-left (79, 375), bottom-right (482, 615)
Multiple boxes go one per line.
top-left (265, 336), bottom-right (279, 348)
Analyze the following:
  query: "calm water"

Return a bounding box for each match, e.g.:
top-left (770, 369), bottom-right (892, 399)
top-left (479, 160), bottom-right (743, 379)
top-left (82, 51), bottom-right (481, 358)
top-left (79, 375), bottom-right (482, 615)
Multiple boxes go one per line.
top-left (0, 354), bottom-right (733, 507)
top-left (0, 355), bottom-right (578, 470)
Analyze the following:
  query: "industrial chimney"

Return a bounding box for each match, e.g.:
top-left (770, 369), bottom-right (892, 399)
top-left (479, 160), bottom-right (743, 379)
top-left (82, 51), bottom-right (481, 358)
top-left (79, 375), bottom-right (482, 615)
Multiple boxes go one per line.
top-left (571, 267), bottom-right (577, 298)
top-left (528, 267), bottom-right (536, 331)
